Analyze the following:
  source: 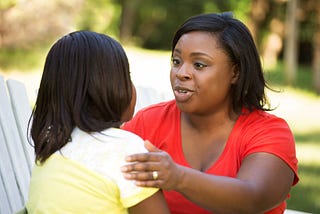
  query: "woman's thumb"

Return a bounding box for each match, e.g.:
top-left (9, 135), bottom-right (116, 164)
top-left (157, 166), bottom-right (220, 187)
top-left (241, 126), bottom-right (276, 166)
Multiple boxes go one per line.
top-left (144, 140), bottom-right (160, 152)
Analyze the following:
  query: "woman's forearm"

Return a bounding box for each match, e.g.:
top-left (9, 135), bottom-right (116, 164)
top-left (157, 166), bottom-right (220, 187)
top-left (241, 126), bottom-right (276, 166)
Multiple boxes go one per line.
top-left (175, 166), bottom-right (265, 214)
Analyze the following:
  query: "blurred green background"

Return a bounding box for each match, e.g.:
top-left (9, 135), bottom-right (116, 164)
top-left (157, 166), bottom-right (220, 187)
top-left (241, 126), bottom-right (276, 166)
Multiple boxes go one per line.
top-left (0, 0), bottom-right (319, 213)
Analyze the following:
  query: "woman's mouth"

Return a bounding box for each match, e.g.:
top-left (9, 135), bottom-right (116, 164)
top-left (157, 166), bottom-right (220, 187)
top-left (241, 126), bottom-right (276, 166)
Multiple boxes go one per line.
top-left (173, 86), bottom-right (194, 103)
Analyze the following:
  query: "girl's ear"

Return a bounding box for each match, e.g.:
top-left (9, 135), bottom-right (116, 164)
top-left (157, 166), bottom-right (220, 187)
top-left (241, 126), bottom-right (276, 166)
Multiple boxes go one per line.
top-left (231, 64), bottom-right (240, 84)
top-left (121, 84), bottom-right (136, 122)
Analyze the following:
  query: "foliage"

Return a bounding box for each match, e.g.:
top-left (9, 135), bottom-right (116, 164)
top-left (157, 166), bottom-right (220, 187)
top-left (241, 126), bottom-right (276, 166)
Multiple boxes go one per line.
top-left (124, 0), bottom-right (252, 50)
top-left (76, 0), bottom-right (121, 39)
top-left (203, 0), bottom-right (251, 22)
top-left (0, 0), bottom-right (81, 48)
top-left (265, 62), bottom-right (315, 93)
top-left (125, 0), bottom-right (204, 49)
top-left (0, 0), bottom-right (16, 9)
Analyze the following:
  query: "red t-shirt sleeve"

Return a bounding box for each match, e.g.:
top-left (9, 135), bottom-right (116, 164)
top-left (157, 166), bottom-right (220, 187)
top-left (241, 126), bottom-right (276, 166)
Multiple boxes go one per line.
top-left (240, 111), bottom-right (299, 185)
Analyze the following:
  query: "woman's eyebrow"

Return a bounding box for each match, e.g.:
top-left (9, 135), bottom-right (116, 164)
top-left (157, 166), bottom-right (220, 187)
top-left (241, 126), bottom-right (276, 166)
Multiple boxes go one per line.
top-left (190, 52), bottom-right (213, 60)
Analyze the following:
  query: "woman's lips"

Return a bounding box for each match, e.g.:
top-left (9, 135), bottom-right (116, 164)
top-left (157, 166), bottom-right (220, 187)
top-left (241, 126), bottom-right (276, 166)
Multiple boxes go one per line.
top-left (173, 86), bottom-right (194, 103)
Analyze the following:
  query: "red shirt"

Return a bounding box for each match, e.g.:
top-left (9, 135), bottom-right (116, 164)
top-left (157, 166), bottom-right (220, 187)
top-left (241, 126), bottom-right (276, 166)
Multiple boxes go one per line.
top-left (122, 100), bottom-right (299, 214)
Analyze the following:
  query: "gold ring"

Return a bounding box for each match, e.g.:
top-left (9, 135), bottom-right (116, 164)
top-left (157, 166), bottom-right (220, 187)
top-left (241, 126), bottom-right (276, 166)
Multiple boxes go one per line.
top-left (152, 171), bottom-right (158, 180)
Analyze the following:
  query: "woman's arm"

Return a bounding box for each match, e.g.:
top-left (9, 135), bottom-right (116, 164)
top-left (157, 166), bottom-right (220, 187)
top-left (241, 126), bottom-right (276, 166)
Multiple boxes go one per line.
top-left (122, 141), bottom-right (295, 213)
top-left (128, 190), bottom-right (170, 214)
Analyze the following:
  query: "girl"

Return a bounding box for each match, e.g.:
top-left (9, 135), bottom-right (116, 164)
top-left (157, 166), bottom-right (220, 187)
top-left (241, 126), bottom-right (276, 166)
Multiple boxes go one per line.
top-left (26, 30), bottom-right (169, 214)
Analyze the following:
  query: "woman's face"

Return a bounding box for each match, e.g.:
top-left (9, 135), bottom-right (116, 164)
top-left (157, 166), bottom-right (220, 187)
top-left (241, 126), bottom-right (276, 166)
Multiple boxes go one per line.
top-left (170, 31), bottom-right (238, 115)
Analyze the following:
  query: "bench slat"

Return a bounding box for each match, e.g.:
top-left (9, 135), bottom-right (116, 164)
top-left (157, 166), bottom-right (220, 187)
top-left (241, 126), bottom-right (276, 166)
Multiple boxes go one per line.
top-left (0, 76), bottom-right (30, 212)
top-left (7, 79), bottom-right (35, 171)
top-left (0, 124), bottom-right (23, 213)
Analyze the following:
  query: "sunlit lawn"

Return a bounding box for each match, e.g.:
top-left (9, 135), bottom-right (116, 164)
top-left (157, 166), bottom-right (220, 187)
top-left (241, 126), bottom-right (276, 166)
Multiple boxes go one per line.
top-left (273, 111), bottom-right (320, 213)
top-left (288, 142), bottom-right (320, 213)
top-left (266, 63), bottom-right (320, 213)
top-left (1, 47), bottom-right (319, 213)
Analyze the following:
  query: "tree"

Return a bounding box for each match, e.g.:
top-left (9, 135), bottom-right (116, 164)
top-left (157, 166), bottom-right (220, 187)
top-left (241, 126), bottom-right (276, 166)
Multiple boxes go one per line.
top-left (284, 0), bottom-right (299, 85)
top-left (0, 0), bottom-right (82, 48)
top-left (118, 0), bottom-right (141, 44)
top-left (313, 1), bottom-right (320, 94)
top-left (77, 0), bottom-right (120, 38)
top-left (0, 0), bottom-right (16, 47)
top-left (247, 0), bottom-right (270, 45)
top-left (117, 0), bottom-right (252, 50)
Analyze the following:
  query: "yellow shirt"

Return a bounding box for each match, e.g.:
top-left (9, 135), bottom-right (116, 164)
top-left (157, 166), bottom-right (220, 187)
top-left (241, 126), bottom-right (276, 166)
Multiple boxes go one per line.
top-left (26, 128), bottom-right (158, 213)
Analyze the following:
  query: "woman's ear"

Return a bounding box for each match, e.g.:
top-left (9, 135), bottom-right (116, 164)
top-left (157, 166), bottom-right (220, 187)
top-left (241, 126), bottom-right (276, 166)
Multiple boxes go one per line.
top-left (231, 64), bottom-right (239, 84)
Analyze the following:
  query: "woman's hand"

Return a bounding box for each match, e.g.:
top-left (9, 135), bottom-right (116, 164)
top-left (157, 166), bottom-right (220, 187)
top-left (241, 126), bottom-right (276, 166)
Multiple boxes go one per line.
top-left (121, 140), bottom-right (183, 190)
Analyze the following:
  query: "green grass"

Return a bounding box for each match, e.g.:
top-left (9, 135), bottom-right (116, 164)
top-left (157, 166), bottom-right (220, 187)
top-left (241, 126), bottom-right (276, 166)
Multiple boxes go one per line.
top-left (0, 45), bottom-right (48, 72)
top-left (287, 138), bottom-right (320, 213)
top-left (265, 62), bottom-right (320, 213)
top-left (288, 164), bottom-right (320, 212)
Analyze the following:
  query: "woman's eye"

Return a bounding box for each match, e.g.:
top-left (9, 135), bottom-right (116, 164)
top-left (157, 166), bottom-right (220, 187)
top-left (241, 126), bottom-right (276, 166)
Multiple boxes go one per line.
top-left (194, 62), bottom-right (207, 69)
top-left (172, 58), bottom-right (180, 66)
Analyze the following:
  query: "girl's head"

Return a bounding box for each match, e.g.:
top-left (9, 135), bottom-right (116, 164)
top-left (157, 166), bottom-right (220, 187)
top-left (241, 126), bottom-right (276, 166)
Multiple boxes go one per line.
top-left (32, 30), bottom-right (135, 163)
top-left (171, 13), bottom-right (269, 113)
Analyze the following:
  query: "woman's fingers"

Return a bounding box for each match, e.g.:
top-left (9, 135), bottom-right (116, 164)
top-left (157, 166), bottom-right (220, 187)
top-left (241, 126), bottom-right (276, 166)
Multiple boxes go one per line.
top-left (144, 140), bottom-right (160, 152)
top-left (125, 152), bottom-right (157, 162)
top-left (122, 170), bottom-right (160, 181)
top-left (122, 144), bottom-right (183, 190)
top-left (121, 159), bottom-right (160, 172)
top-left (125, 144), bottom-right (163, 162)
top-left (135, 180), bottom-right (162, 188)
top-left (122, 170), bottom-right (164, 188)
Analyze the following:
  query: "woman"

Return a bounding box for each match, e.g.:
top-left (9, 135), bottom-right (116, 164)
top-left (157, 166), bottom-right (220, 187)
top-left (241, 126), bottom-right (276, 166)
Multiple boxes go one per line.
top-left (26, 30), bottom-right (169, 214)
top-left (121, 13), bottom-right (299, 214)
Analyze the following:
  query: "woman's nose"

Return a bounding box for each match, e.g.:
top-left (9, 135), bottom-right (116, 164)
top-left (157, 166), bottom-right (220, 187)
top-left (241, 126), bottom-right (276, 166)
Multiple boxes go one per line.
top-left (175, 64), bottom-right (191, 80)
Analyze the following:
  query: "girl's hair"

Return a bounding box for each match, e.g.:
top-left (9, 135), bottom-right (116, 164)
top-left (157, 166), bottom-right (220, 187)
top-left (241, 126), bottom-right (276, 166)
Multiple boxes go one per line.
top-left (30, 30), bottom-right (132, 163)
top-left (172, 12), bottom-right (272, 113)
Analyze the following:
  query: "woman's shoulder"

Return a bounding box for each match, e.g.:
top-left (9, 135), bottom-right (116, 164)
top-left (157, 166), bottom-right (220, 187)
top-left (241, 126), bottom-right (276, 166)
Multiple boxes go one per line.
top-left (240, 108), bottom-right (288, 126)
top-left (233, 108), bottom-right (294, 145)
top-left (233, 108), bottom-right (293, 139)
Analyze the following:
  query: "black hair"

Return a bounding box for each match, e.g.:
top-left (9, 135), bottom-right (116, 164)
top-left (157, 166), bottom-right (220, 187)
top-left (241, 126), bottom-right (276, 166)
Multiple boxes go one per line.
top-left (172, 12), bottom-right (271, 113)
top-left (30, 30), bottom-right (132, 163)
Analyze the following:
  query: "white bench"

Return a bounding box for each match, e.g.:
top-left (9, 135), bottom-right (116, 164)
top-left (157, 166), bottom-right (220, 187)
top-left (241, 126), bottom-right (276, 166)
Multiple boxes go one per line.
top-left (0, 75), bottom-right (309, 214)
top-left (0, 75), bottom-right (34, 213)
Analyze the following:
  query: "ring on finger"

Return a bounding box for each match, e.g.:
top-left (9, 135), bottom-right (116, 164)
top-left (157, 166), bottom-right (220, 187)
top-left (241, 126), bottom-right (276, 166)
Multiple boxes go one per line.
top-left (152, 171), bottom-right (158, 180)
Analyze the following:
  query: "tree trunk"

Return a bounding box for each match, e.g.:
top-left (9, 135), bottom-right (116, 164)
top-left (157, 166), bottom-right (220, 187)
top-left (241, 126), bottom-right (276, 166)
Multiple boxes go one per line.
top-left (284, 0), bottom-right (299, 86)
top-left (247, 0), bottom-right (270, 47)
top-left (313, 1), bottom-right (320, 94)
top-left (119, 0), bottom-right (140, 44)
top-left (0, 1), bottom-right (16, 47)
